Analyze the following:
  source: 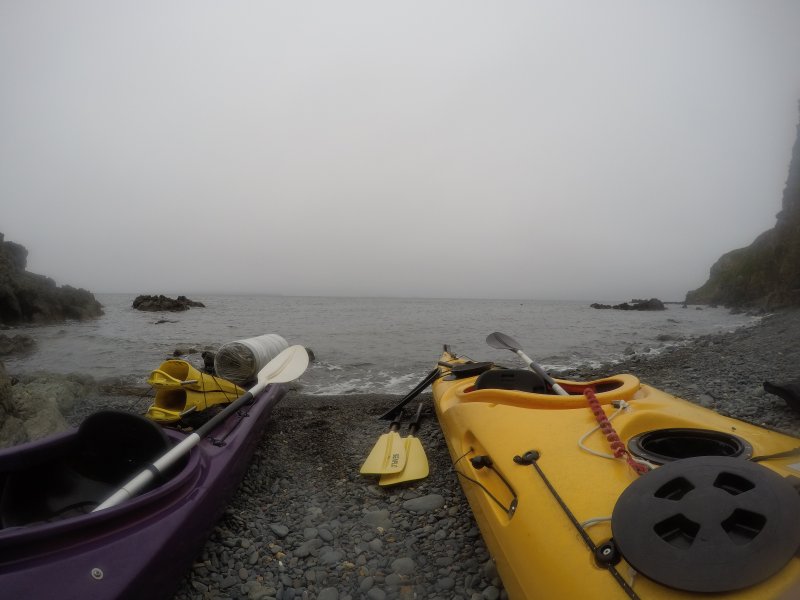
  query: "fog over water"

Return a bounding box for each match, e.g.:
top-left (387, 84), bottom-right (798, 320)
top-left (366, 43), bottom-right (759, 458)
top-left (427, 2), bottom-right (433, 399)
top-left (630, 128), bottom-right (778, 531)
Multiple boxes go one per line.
top-left (2, 2), bottom-right (799, 301)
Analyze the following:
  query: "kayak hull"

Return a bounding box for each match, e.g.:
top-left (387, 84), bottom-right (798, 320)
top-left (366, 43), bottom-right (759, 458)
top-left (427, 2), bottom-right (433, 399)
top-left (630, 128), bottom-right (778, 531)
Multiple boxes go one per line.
top-left (432, 350), bottom-right (800, 599)
top-left (0, 383), bottom-right (286, 600)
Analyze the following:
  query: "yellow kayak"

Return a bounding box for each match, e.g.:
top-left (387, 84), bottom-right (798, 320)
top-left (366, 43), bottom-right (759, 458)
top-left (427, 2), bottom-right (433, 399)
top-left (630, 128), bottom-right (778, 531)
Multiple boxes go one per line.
top-left (145, 360), bottom-right (245, 423)
top-left (432, 348), bottom-right (800, 599)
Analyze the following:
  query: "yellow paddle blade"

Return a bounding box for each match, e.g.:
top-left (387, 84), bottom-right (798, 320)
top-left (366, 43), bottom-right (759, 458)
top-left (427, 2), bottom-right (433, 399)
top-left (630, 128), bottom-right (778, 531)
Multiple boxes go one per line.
top-left (378, 436), bottom-right (429, 486)
top-left (360, 431), bottom-right (407, 475)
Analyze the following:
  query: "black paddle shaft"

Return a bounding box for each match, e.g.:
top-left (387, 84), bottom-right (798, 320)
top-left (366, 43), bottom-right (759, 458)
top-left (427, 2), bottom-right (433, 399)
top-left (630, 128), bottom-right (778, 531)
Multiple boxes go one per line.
top-left (379, 368), bottom-right (439, 421)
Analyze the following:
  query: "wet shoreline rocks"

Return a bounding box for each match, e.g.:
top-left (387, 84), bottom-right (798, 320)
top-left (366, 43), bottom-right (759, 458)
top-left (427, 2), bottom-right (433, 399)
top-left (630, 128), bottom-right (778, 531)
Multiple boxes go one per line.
top-left (0, 333), bottom-right (36, 357)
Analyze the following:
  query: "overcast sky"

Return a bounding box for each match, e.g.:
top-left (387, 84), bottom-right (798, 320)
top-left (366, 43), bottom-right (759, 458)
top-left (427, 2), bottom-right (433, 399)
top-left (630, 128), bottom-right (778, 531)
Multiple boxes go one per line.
top-left (2, 1), bottom-right (799, 301)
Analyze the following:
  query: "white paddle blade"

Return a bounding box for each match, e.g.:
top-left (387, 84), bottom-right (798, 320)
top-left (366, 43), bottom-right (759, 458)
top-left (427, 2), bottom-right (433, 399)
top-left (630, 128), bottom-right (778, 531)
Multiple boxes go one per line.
top-left (258, 345), bottom-right (310, 386)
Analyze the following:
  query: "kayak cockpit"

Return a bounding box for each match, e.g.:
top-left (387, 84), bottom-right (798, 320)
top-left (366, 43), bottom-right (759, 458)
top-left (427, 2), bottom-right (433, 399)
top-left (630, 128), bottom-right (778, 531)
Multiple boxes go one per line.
top-left (438, 351), bottom-right (640, 409)
top-left (0, 411), bottom-right (183, 528)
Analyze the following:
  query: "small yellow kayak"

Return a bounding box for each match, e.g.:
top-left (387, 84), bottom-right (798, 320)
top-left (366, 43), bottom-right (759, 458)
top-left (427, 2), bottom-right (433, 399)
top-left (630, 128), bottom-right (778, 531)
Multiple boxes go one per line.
top-left (145, 360), bottom-right (245, 423)
top-left (432, 348), bottom-right (800, 599)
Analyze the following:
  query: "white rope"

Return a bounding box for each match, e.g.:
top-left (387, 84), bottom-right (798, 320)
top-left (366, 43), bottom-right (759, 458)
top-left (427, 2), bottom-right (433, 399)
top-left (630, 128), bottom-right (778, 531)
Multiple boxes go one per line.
top-left (578, 401), bottom-right (627, 459)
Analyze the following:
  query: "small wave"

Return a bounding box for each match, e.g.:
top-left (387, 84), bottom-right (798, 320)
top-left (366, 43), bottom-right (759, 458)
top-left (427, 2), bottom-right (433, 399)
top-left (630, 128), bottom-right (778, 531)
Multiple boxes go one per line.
top-left (312, 361), bottom-right (344, 372)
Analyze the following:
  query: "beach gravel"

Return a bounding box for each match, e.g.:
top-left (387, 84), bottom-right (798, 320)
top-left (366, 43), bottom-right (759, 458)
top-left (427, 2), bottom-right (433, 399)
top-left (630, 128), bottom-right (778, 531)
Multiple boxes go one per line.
top-left (58, 309), bottom-right (800, 599)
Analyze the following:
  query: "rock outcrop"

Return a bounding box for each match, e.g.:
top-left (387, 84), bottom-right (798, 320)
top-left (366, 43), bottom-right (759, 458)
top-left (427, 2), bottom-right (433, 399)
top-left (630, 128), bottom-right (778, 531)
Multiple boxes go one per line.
top-left (686, 104), bottom-right (800, 309)
top-left (132, 294), bottom-right (206, 311)
top-left (0, 366), bottom-right (98, 449)
top-left (0, 334), bottom-right (36, 356)
top-left (0, 233), bottom-right (103, 325)
top-left (591, 298), bottom-right (666, 311)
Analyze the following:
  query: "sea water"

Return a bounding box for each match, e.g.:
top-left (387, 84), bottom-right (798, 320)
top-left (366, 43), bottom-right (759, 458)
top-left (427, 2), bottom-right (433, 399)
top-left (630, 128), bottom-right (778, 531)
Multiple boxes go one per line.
top-left (5, 294), bottom-right (757, 395)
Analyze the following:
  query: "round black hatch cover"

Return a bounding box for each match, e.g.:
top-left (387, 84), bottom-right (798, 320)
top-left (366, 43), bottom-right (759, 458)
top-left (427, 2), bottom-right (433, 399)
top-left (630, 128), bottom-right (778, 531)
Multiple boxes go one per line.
top-left (611, 456), bottom-right (800, 593)
top-left (627, 428), bottom-right (753, 465)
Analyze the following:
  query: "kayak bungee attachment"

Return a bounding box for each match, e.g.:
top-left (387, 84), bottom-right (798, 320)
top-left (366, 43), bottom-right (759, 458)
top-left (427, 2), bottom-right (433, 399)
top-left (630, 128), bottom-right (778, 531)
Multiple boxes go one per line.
top-left (454, 449), bottom-right (518, 517)
top-left (513, 449), bottom-right (641, 600)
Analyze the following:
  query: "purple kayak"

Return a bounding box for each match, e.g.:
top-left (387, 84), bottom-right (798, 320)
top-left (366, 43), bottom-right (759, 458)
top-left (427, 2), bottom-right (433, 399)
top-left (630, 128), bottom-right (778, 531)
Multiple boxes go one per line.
top-left (0, 383), bottom-right (286, 600)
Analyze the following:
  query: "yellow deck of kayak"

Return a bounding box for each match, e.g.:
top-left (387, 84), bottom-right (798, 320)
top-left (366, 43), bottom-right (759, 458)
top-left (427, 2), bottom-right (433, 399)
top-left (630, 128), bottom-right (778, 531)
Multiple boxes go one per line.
top-left (432, 350), bottom-right (800, 600)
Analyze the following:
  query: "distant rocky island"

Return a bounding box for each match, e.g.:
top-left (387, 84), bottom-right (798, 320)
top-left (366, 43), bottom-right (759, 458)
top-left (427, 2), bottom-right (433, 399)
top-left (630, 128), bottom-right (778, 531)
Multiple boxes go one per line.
top-left (132, 294), bottom-right (205, 312)
top-left (591, 298), bottom-right (665, 311)
top-left (686, 103), bottom-right (800, 310)
top-left (0, 233), bottom-right (103, 326)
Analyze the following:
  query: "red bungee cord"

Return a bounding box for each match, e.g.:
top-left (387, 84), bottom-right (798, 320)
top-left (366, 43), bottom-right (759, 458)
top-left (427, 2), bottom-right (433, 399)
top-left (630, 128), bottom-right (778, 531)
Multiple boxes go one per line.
top-left (584, 388), bottom-right (649, 476)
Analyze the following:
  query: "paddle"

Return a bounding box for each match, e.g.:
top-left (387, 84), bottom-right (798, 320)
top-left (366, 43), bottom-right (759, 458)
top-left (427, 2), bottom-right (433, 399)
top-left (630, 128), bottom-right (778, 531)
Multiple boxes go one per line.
top-left (379, 403), bottom-right (429, 486)
top-left (93, 345), bottom-right (310, 512)
top-left (379, 367), bottom-right (439, 421)
top-left (486, 332), bottom-right (569, 396)
top-left (360, 411), bottom-right (407, 475)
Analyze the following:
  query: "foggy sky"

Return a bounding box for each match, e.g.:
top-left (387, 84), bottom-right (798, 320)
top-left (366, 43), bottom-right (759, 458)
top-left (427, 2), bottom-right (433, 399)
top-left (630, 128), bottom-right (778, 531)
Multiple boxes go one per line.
top-left (2, 1), bottom-right (799, 301)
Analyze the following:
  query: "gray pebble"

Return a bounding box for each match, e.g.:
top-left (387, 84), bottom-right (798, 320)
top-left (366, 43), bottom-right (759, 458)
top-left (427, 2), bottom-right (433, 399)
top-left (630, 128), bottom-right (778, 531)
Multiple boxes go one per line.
top-left (366, 589), bottom-right (386, 600)
top-left (438, 576), bottom-right (455, 590)
top-left (362, 509), bottom-right (392, 529)
top-left (317, 588), bottom-right (338, 600)
top-left (319, 549), bottom-right (343, 565)
top-left (390, 557), bottom-right (416, 575)
top-left (269, 523), bottom-right (289, 538)
top-left (359, 576), bottom-right (374, 592)
top-left (402, 494), bottom-right (445, 513)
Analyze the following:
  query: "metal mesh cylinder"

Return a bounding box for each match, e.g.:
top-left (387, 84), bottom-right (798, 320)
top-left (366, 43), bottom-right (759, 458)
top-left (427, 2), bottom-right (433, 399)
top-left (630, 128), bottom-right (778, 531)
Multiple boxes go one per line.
top-left (213, 334), bottom-right (288, 385)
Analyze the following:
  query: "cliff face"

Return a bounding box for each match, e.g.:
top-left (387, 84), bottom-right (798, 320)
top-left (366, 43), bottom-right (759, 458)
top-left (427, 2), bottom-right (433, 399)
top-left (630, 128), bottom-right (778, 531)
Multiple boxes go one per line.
top-left (686, 105), bottom-right (800, 309)
top-left (0, 233), bottom-right (103, 325)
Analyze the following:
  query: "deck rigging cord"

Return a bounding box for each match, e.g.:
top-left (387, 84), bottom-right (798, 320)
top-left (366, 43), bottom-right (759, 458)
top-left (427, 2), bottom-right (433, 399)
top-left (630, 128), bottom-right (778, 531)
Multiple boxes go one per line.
top-left (513, 449), bottom-right (641, 600)
top-left (584, 389), bottom-right (650, 476)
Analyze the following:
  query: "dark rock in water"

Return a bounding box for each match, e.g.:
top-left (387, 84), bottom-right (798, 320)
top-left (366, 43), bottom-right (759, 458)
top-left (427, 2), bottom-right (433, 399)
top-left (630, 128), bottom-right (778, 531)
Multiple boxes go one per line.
top-left (591, 298), bottom-right (665, 311)
top-left (202, 351), bottom-right (216, 373)
top-left (132, 294), bottom-right (205, 312)
top-left (172, 347), bottom-right (200, 357)
top-left (686, 102), bottom-right (800, 310)
top-left (0, 233), bottom-right (103, 325)
top-left (0, 363), bottom-right (26, 448)
top-left (0, 333), bottom-right (36, 356)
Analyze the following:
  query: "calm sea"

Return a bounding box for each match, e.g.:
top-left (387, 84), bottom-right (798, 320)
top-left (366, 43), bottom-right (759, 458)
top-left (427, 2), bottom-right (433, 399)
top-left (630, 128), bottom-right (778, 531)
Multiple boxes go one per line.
top-left (5, 294), bottom-right (757, 395)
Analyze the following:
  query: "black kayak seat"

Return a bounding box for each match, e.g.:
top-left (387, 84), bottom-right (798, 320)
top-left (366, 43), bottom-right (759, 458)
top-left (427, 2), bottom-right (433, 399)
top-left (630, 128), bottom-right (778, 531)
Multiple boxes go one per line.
top-left (1, 411), bottom-right (171, 527)
top-left (474, 369), bottom-right (548, 394)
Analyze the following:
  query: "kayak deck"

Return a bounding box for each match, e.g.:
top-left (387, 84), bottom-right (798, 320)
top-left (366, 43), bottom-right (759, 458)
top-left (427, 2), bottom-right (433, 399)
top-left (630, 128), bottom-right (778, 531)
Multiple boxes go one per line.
top-left (433, 350), bottom-right (800, 599)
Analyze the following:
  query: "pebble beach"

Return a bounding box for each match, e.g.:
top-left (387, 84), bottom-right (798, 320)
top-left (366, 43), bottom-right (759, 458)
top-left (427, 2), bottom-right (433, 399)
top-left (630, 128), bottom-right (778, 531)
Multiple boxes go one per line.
top-left (60, 309), bottom-right (800, 600)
